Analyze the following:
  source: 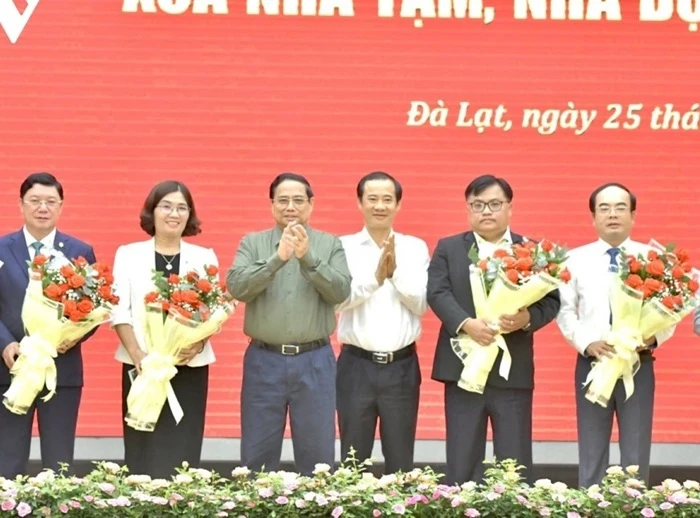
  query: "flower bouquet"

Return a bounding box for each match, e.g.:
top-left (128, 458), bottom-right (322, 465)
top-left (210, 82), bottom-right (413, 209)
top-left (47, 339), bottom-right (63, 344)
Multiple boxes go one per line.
top-left (3, 252), bottom-right (118, 414)
top-left (583, 241), bottom-right (699, 407)
top-left (124, 266), bottom-right (236, 432)
top-left (451, 239), bottom-right (571, 394)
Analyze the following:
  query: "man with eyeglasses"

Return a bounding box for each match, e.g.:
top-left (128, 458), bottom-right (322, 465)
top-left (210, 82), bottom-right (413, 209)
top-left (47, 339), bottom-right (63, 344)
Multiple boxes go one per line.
top-left (427, 174), bottom-right (560, 485)
top-left (556, 182), bottom-right (675, 487)
top-left (227, 172), bottom-right (351, 475)
top-left (0, 172), bottom-right (97, 477)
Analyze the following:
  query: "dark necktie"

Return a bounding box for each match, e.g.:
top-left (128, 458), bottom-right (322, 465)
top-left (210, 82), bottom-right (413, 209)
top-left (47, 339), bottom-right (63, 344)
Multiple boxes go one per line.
top-left (607, 247), bottom-right (620, 324)
top-left (30, 241), bottom-right (43, 258)
top-left (606, 247), bottom-right (620, 273)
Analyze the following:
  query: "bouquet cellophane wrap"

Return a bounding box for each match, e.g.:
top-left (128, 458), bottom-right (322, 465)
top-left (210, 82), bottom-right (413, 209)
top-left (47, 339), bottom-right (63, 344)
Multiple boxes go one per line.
top-left (124, 303), bottom-right (232, 432)
top-left (3, 279), bottom-right (110, 415)
top-left (450, 267), bottom-right (561, 394)
top-left (583, 279), bottom-right (690, 408)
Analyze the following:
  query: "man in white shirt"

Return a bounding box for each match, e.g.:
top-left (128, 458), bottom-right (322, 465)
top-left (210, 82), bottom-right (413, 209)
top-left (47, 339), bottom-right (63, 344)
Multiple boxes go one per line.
top-left (336, 171), bottom-right (429, 473)
top-left (556, 182), bottom-right (675, 487)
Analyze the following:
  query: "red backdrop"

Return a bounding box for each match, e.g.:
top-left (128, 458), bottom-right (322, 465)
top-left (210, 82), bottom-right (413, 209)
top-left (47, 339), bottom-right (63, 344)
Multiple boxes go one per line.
top-left (1, 0), bottom-right (699, 443)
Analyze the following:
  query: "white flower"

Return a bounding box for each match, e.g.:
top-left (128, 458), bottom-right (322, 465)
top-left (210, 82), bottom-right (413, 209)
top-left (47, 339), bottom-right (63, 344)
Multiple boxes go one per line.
top-left (586, 484), bottom-right (601, 496)
top-left (626, 478), bottom-right (644, 489)
top-left (34, 471), bottom-right (55, 484)
top-left (606, 466), bottom-right (624, 476)
top-left (174, 474), bottom-right (193, 484)
top-left (102, 462), bottom-right (122, 474)
top-left (313, 463), bottom-right (331, 475)
top-left (373, 494), bottom-right (387, 504)
top-left (335, 468), bottom-right (353, 478)
top-left (192, 468), bottom-right (213, 480)
top-left (303, 492), bottom-right (316, 502)
top-left (461, 481), bottom-right (478, 492)
top-left (231, 467), bottom-right (250, 478)
top-left (552, 482), bottom-right (568, 492)
top-left (147, 479), bottom-right (170, 489)
top-left (125, 475), bottom-right (151, 485)
top-left (683, 480), bottom-right (699, 490)
top-left (377, 474), bottom-right (397, 487)
top-left (534, 479), bottom-right (552, 489)
top-left (663, 479), bottom-right (682, 492)
top-left (625, 465), bottom-right (640, 475)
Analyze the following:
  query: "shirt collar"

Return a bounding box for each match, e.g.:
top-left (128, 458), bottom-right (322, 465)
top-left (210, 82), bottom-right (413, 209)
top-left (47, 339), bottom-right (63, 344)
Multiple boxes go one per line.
top-left (474, 227), bottom-right (512, 246)
top-left (594, 237), bottom-right (633, 255)
top-left (359, 227), bottom-right (395, 246)
top-left (23, 226), bottom-right (56, 249)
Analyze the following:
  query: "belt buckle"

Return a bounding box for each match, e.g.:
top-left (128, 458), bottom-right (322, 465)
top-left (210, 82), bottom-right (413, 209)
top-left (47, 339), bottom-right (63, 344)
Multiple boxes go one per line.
top-left (281, 344), bottom-right (300, 356)
top-left (372, 352), bottom-right (393, 364)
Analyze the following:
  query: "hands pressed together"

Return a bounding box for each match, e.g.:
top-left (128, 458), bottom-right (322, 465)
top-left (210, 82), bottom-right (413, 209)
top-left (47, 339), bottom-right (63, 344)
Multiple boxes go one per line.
top-left (278, 222), bottom-right (310, 261)
top-left (375, 234), bottom-right (396, 285)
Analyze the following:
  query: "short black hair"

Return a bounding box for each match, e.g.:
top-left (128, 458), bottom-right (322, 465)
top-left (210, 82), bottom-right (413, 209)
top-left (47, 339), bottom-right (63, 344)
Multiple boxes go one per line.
top-left (356, 171), bottom-right (403, 202)
top-left (20, 172), bottom-right (64, 200)
top-left (589, 182), bottom-right (637, 213)
top-left (269, 173), bottom-right (314, 200)
top-left (464, 175), bottom-right (513, 202)
top-left (139, 180), bottom-right (202, 237)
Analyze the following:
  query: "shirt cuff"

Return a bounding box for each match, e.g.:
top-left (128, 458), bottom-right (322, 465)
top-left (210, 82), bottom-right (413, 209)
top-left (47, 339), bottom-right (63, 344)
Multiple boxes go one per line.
top-left (456, 317), bottom-right (471, 335)
top-left (266, 252), bottom-right (287, 273)
top-left (298, 248), bottom-right (320, 269)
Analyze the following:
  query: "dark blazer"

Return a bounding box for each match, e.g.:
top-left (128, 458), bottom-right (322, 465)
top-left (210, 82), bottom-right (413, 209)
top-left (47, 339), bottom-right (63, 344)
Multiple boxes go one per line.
top-left (0, 229), bottom-right (97, 387)
top-left (427, 231), bottom-right (560, 390)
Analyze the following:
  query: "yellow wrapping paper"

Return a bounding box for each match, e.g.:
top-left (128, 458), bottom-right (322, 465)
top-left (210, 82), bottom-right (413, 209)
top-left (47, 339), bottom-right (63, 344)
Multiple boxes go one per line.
top-left (3, 278), bottom-right (111, 415)
top-left (124, 303), bottom-right (232, 432)
top-left (583, 278), bottom-right (689, 407)
top-left (450, 267), bottom-right (561, 394)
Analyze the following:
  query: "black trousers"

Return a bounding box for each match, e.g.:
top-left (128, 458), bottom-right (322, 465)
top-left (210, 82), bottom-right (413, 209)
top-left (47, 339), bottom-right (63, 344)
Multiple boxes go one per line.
top-left (0, 385), bottom-right (82, 478)
top-left (444, 381), bottom-right (533, 485)
top-left (575, 354), bottom-right (655, 487)
top-left (121, 363), bottom-right (208, 478)
top-left (336, 346), bottom-right (421, 474)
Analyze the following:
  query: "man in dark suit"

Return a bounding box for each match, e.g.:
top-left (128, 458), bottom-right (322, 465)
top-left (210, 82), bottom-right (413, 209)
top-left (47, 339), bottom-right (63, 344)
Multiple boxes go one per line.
top-left (427, 174), bottom-right (560, 485)
top-left (0, 172), bottom-right (97, 478)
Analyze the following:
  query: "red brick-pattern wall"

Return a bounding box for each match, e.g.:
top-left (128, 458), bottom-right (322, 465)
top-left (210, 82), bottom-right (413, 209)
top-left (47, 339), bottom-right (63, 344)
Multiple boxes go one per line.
top-left (1, 1), bottom-right (699, 442)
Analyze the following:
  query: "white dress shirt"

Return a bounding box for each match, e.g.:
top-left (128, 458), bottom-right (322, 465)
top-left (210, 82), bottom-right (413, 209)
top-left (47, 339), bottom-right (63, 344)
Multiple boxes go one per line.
top-left (23, 226), bottom-right (56, 259)
top-left (556, 238), bottom-right (675, 355)
top-left (336, 228), bottom-right (429, 352)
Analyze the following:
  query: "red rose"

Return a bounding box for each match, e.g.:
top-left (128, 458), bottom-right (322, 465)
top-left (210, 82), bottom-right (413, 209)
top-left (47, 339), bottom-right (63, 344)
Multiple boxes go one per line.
top-left (196, 279), bottom-right (212, 293)
top-left (171, 291), bottom-right (184, 304)
top-left (628, 260), bottom-right (642, 273)
top-left (673, 295), bottom-right (683, 307)
top-left (515, 257), bottom-right (534, 272)
top-left (60, 265), bottom-right (75, 279)
top-left (643, 278), bottom-right (663, 293)
top-left (69, 310), bottom-right (86, 322)
top-left (493, 249), bottom-right (510, 259)
top-left (505, 269), bottom-right (520, 283)
top-left (540, 240), bottom-right (554, 252)
top-left (187, 272), bottom-right (199, 282)
top-left (168, 274), bottom-right (181, 284)
top-left (559, 268), bottom-right (571, 283)
top-left (33, 254), bottom-right (48, 266)
top-left (647, 250), bottom-right (659, 261)
top-left (477, 259), bottom-right (488, 272)
top-left (44, 283), bottom-right (62, 301)
top-left (69, 275), bottom-right (85, 288)
top-left (514, 247), bottom-right (531, 259)
top-left (144, 292), bottom-right (159, 303)
top-left (74, 257), bottom-right (88, 268)
top-left (98, 286), bottom-right (113, 300)
top-left (688, 280), bottom-right (699, 293)
top-left (625, 274), bottom-right (644, 290)
top-left (682, 262), bottom-right (692, 273)
top-left (502, 257), bottom-right (517, 269)
top-left (676, 249), bottom-right (690, 262)
top-left (63, 300), bottom-right (78, 317)
top-left (523, 241), bottom-right (537, 250)
top-left (672, 266), bottom-right (685, 279)
top-left (77, 299), bottom-right (94, 314)
top-left (182, 290), bottom-right (200, 304)
top-left (206, 265), bottom-right (218, 276)
top-left (644, 260), bottom-right (665, 278)
top-left (661, 295), bottom-right (675, 309)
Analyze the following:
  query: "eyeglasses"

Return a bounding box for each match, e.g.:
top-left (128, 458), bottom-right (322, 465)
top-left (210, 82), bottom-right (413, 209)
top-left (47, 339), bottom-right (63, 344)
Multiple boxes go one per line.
top-left (469, 200), bottom-right (506, 213)
top-left (597, 205), bottom-right (629, 215)
top-left (273, 197), bottom-right (308, 208)
top-left (23, 198), bottom-right (62, 210)
top-left (157, 203), bottom-right (190, 215)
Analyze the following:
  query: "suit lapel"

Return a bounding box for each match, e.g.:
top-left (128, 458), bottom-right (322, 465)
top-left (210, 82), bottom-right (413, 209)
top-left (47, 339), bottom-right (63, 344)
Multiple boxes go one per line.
top-left (9, 231), bottom-right (30, 281)
top-left (179, 241), bottom-right (192, 274)
top-left (462, 231), bottom-right (477, 265)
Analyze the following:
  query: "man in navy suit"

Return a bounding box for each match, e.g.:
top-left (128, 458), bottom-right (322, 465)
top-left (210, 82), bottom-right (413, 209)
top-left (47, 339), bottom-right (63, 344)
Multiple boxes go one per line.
top-left (0, 172), bottom-right (97, 478)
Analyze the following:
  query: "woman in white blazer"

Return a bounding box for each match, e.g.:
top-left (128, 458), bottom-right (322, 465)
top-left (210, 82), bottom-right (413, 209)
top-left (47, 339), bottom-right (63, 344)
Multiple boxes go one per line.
top-left (111, 180), bottom-right (218, 478)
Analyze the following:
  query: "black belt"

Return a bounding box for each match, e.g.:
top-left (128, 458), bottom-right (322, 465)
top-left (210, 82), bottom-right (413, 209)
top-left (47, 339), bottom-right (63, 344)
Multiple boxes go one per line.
top-left (250, 338), bottom-right (328, 356)
top-left (342, 343), bottom-right (416, 365)
top-left (584, 349), bottom-right (654, 363)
